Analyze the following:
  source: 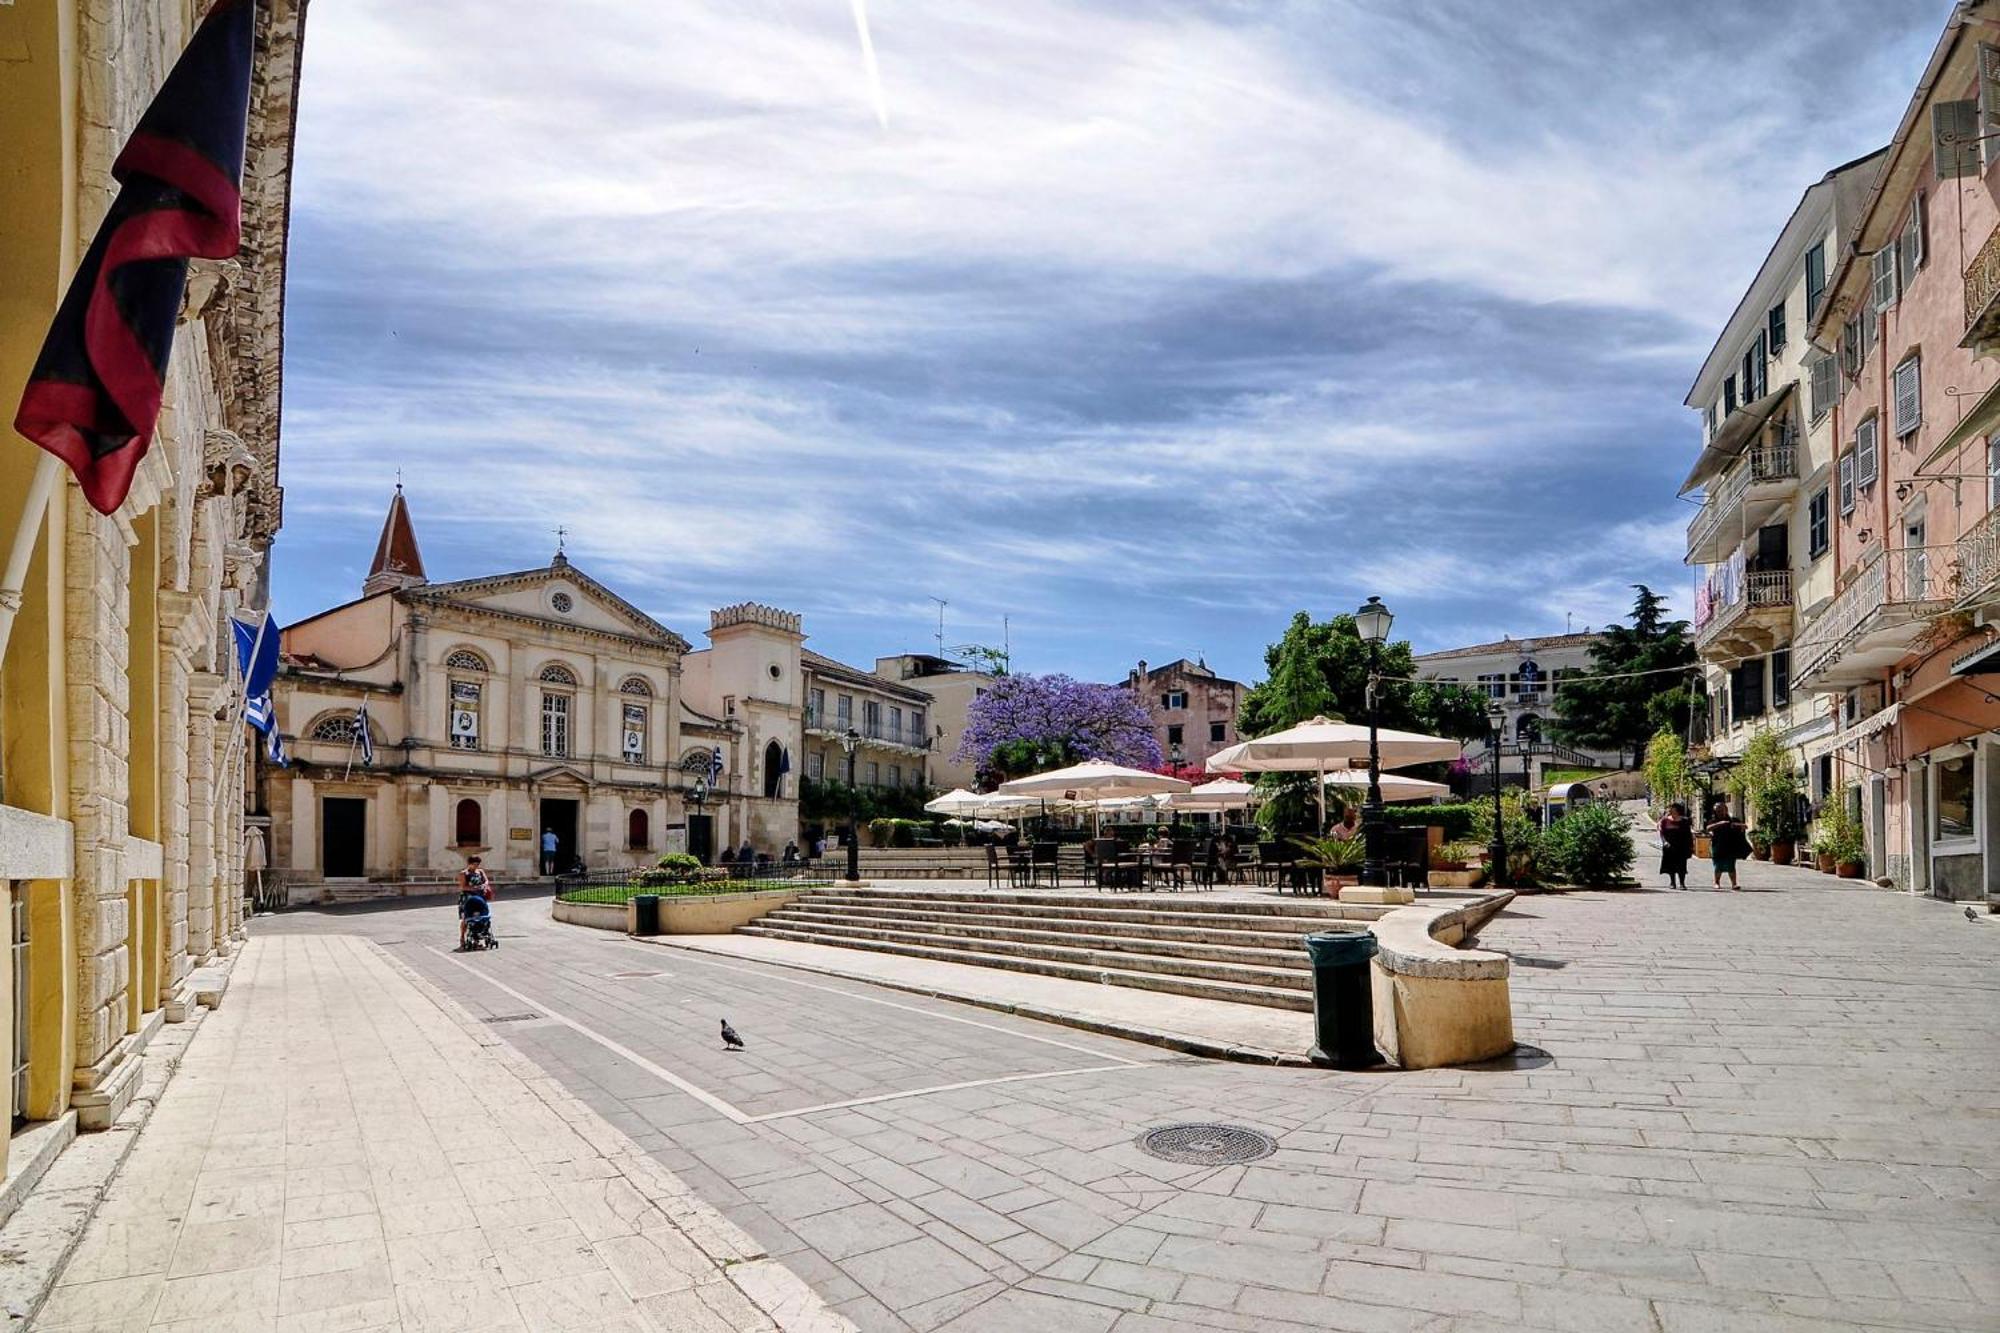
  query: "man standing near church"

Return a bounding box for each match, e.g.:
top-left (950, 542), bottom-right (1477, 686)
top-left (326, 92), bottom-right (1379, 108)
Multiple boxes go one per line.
top-left (541, 828), bottom-right (559, 875)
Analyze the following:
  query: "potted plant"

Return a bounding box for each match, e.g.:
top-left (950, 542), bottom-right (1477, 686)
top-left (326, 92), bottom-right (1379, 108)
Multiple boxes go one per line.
top-left (1814, 799), bottom-right (1866, 877)
top-left (1295, 835), bottom-right (1366, 895)
top-left (1431, 840), bottom-right (1488, 888)
top-left (1749, 827), bottom-right (1772, 861)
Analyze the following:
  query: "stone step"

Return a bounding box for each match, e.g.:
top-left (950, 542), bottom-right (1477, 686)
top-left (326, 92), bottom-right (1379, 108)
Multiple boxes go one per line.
top-left (762, 905), bottom-right (1316, 959)
top-left (798, 888), bottom-right (1377, 924)
top-left (751, 914), bottom-right (1312, 987)
top-left (788, 895), bottom-right (1362, 936)
top-left (735, 924), bottom-right (1313, 1011)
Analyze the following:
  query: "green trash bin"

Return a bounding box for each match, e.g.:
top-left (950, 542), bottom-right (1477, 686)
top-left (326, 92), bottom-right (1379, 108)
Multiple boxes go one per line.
top-left (631, 894), bottom-right (662, 936)
top-left (1303, 930), bottom-right (1379, 1069)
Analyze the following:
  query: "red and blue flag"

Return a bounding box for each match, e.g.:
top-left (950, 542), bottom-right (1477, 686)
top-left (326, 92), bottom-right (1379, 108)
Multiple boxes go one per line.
top-left (12, 0), bottom-right (257, 516)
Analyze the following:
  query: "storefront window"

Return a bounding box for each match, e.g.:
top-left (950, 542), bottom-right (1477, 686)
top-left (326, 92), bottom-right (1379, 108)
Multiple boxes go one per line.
top-left (1934, 754), bottom-right (1974, 842)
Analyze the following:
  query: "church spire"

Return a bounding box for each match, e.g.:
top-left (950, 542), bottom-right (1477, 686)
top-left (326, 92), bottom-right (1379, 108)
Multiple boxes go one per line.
top-left (362, 484), bottom-right (427, 596)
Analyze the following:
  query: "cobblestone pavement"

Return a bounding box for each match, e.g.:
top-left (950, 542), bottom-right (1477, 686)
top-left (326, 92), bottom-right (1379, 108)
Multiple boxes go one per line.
top-left (241, 858), bottom-right (1999, 1332)
top-left (33, 934), bottom-right (850, 1332)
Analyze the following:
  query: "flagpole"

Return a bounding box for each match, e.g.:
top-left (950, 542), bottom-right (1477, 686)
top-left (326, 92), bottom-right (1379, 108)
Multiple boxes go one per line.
top-left (0, 453), bottom-right (62, 668)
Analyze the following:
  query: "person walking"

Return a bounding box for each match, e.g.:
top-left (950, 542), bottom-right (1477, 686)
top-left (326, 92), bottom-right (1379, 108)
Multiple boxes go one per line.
top-left (1704, 802), bottom-right (1748, 891)
top-left (1657, 803), bottom-right (1694, 889)
top-left (540, 828), bottom-right (559, 876)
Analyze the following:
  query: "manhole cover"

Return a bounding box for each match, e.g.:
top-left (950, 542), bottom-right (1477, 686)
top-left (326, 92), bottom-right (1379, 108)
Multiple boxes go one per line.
top-left (1136, 1123), bottom-right (1276, 1165)
top-left (480, 1012), bottom-right (541, 1024)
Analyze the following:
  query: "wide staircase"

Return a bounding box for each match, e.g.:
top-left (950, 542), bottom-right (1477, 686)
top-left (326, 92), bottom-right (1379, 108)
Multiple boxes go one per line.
top-left (737, 887), bottom-right (1390, 1010)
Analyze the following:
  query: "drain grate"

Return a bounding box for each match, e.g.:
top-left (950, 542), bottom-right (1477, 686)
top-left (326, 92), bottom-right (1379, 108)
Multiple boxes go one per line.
top-left (1136, 1123), bottom-right (1276, 1165)
top-left (480, 1012), bottom-right (542, 1024)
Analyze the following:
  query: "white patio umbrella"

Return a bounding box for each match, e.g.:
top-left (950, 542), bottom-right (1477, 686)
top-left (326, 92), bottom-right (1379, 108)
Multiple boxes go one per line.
top-left (924, 788), bottom-right (990, 817)
top-left (1207, 716), bottom-right (1460, 829)
top-left (1174, 779), bottom-right (1259, 810)
top-left (1324, 770), bottom-right (1449, 802)
top-left (999, 760), bottom-right (1190, 833)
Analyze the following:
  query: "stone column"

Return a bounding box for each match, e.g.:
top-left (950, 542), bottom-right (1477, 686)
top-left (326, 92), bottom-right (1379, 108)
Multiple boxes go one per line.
top-left (186, 670), bottom-right (223, 961)
top-left (62, 493), bottom-right (139, 1128)
top-left (156, 593), bottom-right (200, 1000)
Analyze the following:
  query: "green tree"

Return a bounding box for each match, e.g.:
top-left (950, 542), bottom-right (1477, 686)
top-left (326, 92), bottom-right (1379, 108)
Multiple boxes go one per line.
top-left (1549, 586), bottom-right (1698, 769)
top-left (1239, 610), bottom-right (1489, 833)
top-left (1642, 728), bottom-right (1696, 817)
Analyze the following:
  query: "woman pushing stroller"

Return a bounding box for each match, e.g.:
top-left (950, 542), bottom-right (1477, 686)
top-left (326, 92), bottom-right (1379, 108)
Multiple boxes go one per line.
top-left (458, 855), bottom-right (497, 950)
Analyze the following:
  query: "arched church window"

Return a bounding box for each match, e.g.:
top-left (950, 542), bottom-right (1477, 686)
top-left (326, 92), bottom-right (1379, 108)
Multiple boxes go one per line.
top-left (619, 675), bottom-right (652, 696)
top-left (444, 648), bottom-right (488, 672)
top-left (538, 662), bottom-right (578, 685)
top-left (308, 714), bottom-right (358, 742)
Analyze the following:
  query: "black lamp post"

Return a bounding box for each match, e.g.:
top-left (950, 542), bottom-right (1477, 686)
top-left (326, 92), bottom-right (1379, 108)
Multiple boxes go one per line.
top-left (1354, 595), bottom-right (1392, 888)
top-left (841, 728), bottom-right (861, 882)
top-left (1485, 699), bottom-right (1508, 888)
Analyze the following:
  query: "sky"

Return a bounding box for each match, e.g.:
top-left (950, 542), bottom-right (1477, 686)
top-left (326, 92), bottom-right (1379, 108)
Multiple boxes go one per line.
top-left (274, 0), bottom-right (1947, 685)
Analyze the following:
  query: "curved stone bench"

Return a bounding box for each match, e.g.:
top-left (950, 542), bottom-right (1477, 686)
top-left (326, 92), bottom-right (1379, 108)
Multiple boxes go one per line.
top-left (1368, 891), bottom-right (1515, 1070)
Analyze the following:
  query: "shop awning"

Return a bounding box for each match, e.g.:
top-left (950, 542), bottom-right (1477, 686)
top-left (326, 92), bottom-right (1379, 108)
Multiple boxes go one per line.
top-left (1950, 634), bottom-right (2000, 679)
top-left (1799, 704), bottom-right (1903, 762)
top-left (1680, 383), bottom-right (1797, 496)
top-left (1919, 378), bottom-right (2000, 474)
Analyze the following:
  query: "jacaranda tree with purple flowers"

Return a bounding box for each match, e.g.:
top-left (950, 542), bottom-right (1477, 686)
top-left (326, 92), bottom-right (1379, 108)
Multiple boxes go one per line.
top-left (956, 673), bottom-right (1162, 782)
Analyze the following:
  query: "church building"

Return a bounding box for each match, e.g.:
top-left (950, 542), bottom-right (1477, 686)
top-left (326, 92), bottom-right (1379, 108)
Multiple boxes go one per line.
top-left (263, 491), bottom-right (804, 897)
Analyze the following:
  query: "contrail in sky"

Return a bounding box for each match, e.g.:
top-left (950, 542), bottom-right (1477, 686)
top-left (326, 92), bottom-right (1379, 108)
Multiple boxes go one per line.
top-left (848, 0), bottom-right (889, 128)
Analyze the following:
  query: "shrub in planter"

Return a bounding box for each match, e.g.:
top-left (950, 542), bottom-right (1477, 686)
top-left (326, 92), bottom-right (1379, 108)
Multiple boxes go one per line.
top-left (1294, 835), bottom-right (1365, 892)
top-left (1749, 828), bottom-right (1772, 861)
top-left (1536, 804), bottom-right (1634, 886)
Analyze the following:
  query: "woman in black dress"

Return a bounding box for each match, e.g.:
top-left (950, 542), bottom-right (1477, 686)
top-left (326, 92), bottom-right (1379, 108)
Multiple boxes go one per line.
top-left (1656, 802), bottom-right (1694, 889)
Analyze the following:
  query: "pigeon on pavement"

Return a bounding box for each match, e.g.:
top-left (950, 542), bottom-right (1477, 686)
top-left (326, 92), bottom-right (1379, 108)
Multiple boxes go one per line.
top-left (1968, 907), bottom-right (1980, 922)
top-left (720, 1019), bottom-right (745, 1050)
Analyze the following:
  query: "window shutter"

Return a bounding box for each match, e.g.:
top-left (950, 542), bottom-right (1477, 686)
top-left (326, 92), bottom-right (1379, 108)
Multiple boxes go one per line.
top-left (1934, 99), bottom-right (1981, 179)
top-left (1724, 375), bottom-right (1738, 414)
top-left (1871, 245), bottom-right (1899, 311)
top-left (1839, 456), bottom-right (1855, 514)
top-left (1856, 418), bottom-right (1879, 487)
top-left (1892, 357), bottom-right (1921, 437)
top-left (1767, 301), bottom-right (1786, 354)
top-left (1910, 192), bottom-right (1926, 270)
top-left (1810, 354), bottom-right (1836, 419)
top-left (1806, 242), bottom-right (1828, 319)
top-left (1842, 319), bottom-right (1860, 377)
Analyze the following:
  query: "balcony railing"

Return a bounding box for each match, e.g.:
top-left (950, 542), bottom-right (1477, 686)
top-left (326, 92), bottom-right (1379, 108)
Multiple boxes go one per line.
top-left (1686, 444), bottom-right (1798, 558)
top-left (1793, 546), bottom-right (1958, 684)
top-left (803, 707), bottom-right (931, 750)
top-left (1965, 221), bottom-right (2000, 343)
top-left (1956, 504), bottom-right (2000, 611)
top-left (1695, 568), bottom-right (1794, 649)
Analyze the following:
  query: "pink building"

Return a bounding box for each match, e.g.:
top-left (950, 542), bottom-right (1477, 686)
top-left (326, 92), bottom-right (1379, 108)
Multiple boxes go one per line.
top-left (1124, 659), bottom-right (1245, 772)
top-left (1797, 1), bottom-right (2000, 900)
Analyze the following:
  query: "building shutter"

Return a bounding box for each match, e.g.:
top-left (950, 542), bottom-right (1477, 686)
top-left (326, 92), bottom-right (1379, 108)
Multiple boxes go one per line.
top-left (1899, 197), bottom-right (1924, 293)
top-left (1892, 357), bottom-right (1921, 437)
top-left (1855, 417), bottom-right (1879, 488)
top-left (1841, 319), bottom-right (1860, 378)
top-left (1871, 244), bottom-right (1899, 312)
top-left (1806, 242), bottom-right (1828, 319)
top-left (1839, 455), bottom-right (1855, 514)
top-left (1767, 300), bottom-right (1786, 355)
top-left (1934, 99), bottom-right (1981, 179)
top-left (1810, 354), bottom-right (1836, 419)
top-left (1724, 375), bottom-right (1738, 414)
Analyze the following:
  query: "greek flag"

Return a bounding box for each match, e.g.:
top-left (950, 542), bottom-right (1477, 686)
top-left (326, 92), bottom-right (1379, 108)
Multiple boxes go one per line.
top-left (707, 746), bottom-right (723, 784)
top-left (266, 724), bottom-right (288, 768)
top-left (244, 692), bottom-right (273, 732)
top-left (356, 698), bottom-right (375, 767)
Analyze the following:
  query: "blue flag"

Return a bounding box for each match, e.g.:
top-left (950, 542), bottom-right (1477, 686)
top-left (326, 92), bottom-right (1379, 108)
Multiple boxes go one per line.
top-left (230, 614), bottom-right (278, 702)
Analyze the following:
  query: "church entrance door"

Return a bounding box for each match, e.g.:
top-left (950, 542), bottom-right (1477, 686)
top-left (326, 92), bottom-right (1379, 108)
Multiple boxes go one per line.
top-left (539, 798), bottom-right (579, 874)
top-left (687, 814), bottom-right (714, 865)
top-left (323, 798), bottom-right (366, 878)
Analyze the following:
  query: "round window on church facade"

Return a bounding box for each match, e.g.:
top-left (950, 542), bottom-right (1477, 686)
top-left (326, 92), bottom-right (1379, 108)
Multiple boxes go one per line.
top-left (551, 591), bottom-right (573, 614)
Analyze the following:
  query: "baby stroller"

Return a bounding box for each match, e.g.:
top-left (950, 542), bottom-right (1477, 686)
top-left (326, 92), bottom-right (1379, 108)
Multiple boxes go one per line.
top-left (458, 892), bottom-right (497, 951)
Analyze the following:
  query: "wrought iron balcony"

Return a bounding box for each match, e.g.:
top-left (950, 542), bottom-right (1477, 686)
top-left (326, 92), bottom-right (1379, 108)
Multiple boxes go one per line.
top-left (803, 706), bottom-right (931, 751)
top-left (1685, 444), bottom-right (1799, 564)
top-left (1792, 546), bottom-right (1958, 690)
top-left (1965, 221), bottom-right (2000, 352)
top-left (1955, 503), bottom-right (2000, 612)
top-left (1694, 568), bottom-right (1794, 654)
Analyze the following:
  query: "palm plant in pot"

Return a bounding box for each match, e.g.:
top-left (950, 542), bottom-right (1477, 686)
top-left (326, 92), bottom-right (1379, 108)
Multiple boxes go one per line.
top-left (1295, 835), bottom-right (1366, 895)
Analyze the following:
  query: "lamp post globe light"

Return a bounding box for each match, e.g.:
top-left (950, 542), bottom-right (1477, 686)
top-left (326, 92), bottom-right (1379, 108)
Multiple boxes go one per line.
top-left (1486, 699), bottom-right (1509, 888)
top-left (1354, 596), bottom-right (1392, 889)
top-left (841, 727), bottom-right (862, 883)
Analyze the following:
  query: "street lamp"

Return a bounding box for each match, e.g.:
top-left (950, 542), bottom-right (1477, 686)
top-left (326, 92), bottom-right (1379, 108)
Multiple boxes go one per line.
top-left (841, 727), bottom-right (861, 883)
top-left (1485, 699), bottom-right (1508, 888)
top-left (1354, 595), bottom-right (1392, 888)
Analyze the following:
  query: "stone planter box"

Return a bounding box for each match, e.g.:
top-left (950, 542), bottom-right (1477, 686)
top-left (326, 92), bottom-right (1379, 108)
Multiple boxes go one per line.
top-left (1368, 892), bottom-right (1516, 1070)
top-left (551, 888), bottom-right (801, 936)
top-left (1429, 869), bottom-right (1485, 889)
